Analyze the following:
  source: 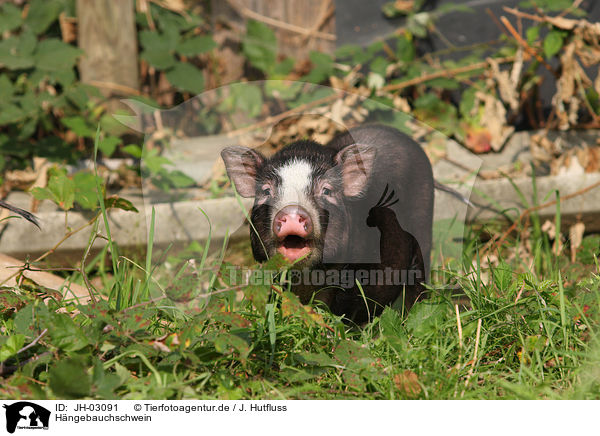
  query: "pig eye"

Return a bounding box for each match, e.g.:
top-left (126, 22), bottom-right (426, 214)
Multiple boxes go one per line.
top-left (261, 186), bottom-right (272, 196)
top-left (322, 187), bottom-right (333, 196)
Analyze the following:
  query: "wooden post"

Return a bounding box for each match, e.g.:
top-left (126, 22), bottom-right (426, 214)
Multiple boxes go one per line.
top-left (77, 0), bottom-right (139, 108)
top-left (212, 0), bottom-right (336, 60)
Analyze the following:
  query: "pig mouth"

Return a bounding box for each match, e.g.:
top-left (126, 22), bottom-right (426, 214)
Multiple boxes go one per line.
top-left (277, 234), bottom-right (312, 262)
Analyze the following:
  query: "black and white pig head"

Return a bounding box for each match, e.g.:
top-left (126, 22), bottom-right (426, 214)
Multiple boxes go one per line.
top-left (221, 140), bottom-right (376, 266)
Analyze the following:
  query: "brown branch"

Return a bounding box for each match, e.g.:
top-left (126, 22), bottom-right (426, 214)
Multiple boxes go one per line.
top-left (301, 0), bottom-right (335, 45)
top-left (17, 329), bottom-right (48, 355)
top-left (499, 16), bottom-right (559, 78)
top-left (88, 80), bottom-right (141, 96)
top-left (382, 56), bottom-right (515, 92)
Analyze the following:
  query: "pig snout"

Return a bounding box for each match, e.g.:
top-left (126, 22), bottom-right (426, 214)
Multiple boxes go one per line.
top-left (273, 205), bottom-right (314, 262)
top-left (273, 205), bottom-right (313, 238)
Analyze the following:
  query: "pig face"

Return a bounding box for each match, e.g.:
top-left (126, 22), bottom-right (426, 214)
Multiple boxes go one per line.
top-left (221, 140), bottom-right (376, 266)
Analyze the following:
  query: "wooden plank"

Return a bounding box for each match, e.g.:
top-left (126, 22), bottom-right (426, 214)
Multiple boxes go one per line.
top-left (77, 0), bottom-right (139, 102)
top-left (212, 0), bottom-right (336, 60)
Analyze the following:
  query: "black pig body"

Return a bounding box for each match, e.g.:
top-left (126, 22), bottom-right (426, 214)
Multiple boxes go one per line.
top-left (221, 125), bottom-right (433, 322)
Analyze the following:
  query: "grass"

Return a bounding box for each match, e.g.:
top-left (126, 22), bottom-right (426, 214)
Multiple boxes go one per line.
top-left (0, 161), bottom-right (599, 400)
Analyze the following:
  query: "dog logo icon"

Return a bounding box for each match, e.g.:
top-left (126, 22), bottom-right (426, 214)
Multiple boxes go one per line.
top-left (2, 402), bottom-right (50, 433)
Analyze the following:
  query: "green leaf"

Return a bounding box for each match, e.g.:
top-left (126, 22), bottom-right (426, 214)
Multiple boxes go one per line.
top-left (0, 104), bottom-right (25, 124)
top-left (104, 195), bottom-right (139, 213)
top-left (271, 58), bottom-right (294, 77)
top-left (543, 30), bottom-right (565, 59)
top-left (176, 35), bottom-right (216, 56)
top-left (141, 49), bottom-right (176, 70)
top-left (25, 0), bottom-right (64, 34)
top-left (264, 81), bottom-right (301, 100)
top-left (164, 169), bottom-right (195, 188)
top-left (304, 51), bottom-right (333, 83)
top-left (370, 56), bottom-right (388, 76)
top-left (49, 358), bottom-right (91, 399)
top-left (405, 301), bottom-right (447, 337)
top-left (335, 44), bottom-right (362, 59)
top-left (242, 20), bottom-right (277, 74)
top-left (426, 77), bottom-right (460, 90)
top-left (0, 75), bottom-right (14, 99)
top-left (47, 313), bottom-right (89, 351)
top-left (165, 62), bottom-right (205, 94)
top-left (139, 29), bottom-right (177, 52)
top-left (0, 37), bottom-right (35, 69)
top-left (526, 25), bottom-right (540, 45)
top-left (379, 307), bottom-right (408, 352)
top-left (35, 39), bottom-right (82, 71)
top-left (98, 135), bottom-right (122, 157)
top-left (122, 144), bottom-right (143, 158)
top-left (230, 84), bottom-right (263, 117)
top-left (493, 261), bottom-right (514, 293)
top-left (214, 333), bottom-right (250, 361)
top-left (0, 334), bottom-right (26, 362)
top-left (61, 116), bottom-right (95, 138)
top-left (0, 3), bottom-right (22, 33)
top-left (73, 172), bottom-right (102, 210)
top-left (14, 305), bottom-right (35, 336)
top-left (34, 168), bottom-right (75, 211)
top-left (92, 358), bottom-right (122, 398)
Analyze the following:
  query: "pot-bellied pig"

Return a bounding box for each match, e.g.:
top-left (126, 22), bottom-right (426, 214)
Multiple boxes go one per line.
top-left (221, 124), bottom-right (434, 322)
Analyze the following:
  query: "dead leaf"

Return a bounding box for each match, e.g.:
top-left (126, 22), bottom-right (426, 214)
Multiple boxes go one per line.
top-left (464, 125), bottom-right (492, 153)
top-left (394, 370), bottom-right (422, 398)
top-left (546, 15), bottom-right (578, 30)
top-left (59, 13), bottom-right (77, 43)
top-left (490, 58), bottom-right (519, 111)
top-left (151, 340), bottom-right (171, 353)
top-left (541, 220), bottom-right (556, 239)
top-left (476, 90), bottom-right (514, 151)
top-left (394, 0), bottom-right (415, 13)
top-left (569, 222), bottom-right (585, 263)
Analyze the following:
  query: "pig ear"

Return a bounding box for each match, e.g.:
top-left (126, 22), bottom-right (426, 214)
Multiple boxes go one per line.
top-left (335, 143), bottom-right (376, 197)
top-left (221, 146), bottom-right (264, 197)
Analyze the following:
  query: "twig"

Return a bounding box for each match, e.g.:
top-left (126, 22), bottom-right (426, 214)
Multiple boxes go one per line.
top-left (17, 329), bottom-right (48, 355)
top-left (226, 0), bottom-right (336, 41)
top-left (382, 56), bottom-right (515, 92)
top-left (301, 0), bottom-right (335, 46)
top-left (486, 8), bottom-right (511, 38)
top-left (461, 318), bottom-right (482, 397)
top-left (225, 91), bottom-right (342, 138)
top-left (455, 304), bottom-right (463, 349)
top-left (499, 16), bottom-right (559, 78)
top-left (557, 0), bottom-right (583, 18)
top-left (514, 282), bottom-right (525, 304)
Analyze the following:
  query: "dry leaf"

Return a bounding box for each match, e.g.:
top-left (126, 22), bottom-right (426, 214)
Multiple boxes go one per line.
top-left (464, 125), bottom-right (492, 153)
top-left (569, 222), bottom-right (585, 263)
top-left (394, 370), bottom-right (422, 398)
top-left (541, 220), bottom-right (556, 240)
top-left (58, 12), bottom-right (77, 43)
top-left (545, 15), bottom-right (578, 30)
top-left (394, 0), bottom-right (415, 13)
top-left (490, 58), bottom-right (519, 111)
top-left (476, 90), bottom-right (514, 151)
top-left (151, 340), bottom-right (171, 353)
